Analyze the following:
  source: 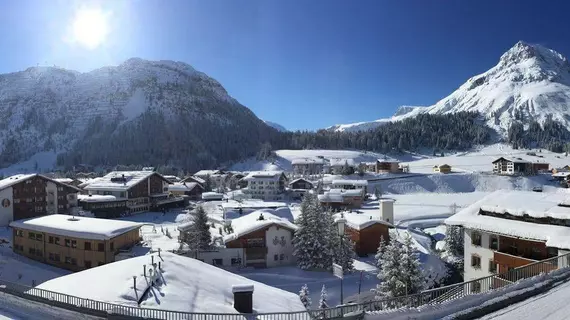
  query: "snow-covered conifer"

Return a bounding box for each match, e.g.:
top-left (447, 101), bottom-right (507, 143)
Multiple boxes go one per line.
top-left (445, 225), bottom-right (464, 256)
top-left (319, 284), bottom-right (328, 309)
top-left (400, 234), bottom-right (424, 295)
top-left (299, 284), bottom-right (312, 309)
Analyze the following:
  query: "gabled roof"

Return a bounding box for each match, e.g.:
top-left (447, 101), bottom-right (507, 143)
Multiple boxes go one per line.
top-left (329, 158), bottom-right (356, 167)
top-left (181, 175), bottom-right (206, 185)
top-left (194, 170), bottom-right (224, 177)
top-left (288, 178), bottom-right (314, 186)
top-left (335, 212), bottom-right (393, 231)
top-left (83, 171), bottom-right (171, 192)
top-left (168, 182), bottom-right (203, 192)
top-left (224, 210), bottom-right (297, 243)
top-left (445, 190), bottom-right (570, 249)
top-left (492, 156), bottom-right (531, 164)
top-left (0, 174), bottom-right (82, 192)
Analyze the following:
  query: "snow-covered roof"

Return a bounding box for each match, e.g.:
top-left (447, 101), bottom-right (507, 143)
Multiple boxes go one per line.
top-left (194, 170), bottom-right (222, 177)
top-left (445, 190), bottom-right (570, 249)
top-left (291, 158), bottom-right (325, 165)
top-left (182, 175), bottom-right (206, 184)
top-left (35, 252), bottom-right (306, 314)
top-left (288, 178), bottom-right (314, 186)
top-left (9, 214), bottom-right (142, 240)
top-left (78, 194), bottom-right (122, 202)
top-left (224, 210), bottom-right (298, 243)
top-left (162, 175), bottom-right (180, 182)
top-left (331, 179), bottom-right (368, 187)
top-left (168, 182), bottom-right (200, 192)
top-left (0, 174), bottom-right (82, 192)
top-left (335, 212), bottom-right (393, 231)
top-left (83, 171), bottom-right (168, 191)
top-left (492, 156), bottom-right (532, 164)
top-left (54, 178), bottom-right (74, 183)
top-left (242, 171), bottom-right (284, 181)
top-left (553, 172), bottom-right (570, 177)
top-left (221, 200), bottom-right (287, 210)
top-left (329, 158), bottom-right (356, 167)
top-left (202, 192), bottom-right (224, 200)
top-left (318, 189), bottom-right (362, 203)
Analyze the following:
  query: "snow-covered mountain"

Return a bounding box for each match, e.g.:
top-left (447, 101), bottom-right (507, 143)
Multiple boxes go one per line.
top-left (329, 41), bottom-right (570, 134)
top-left (263, 120), bottom-right (288, 132)
top-left (327, 105), bottom-right (425, 132)
top-left (0, 58), bottom-right (277, 170)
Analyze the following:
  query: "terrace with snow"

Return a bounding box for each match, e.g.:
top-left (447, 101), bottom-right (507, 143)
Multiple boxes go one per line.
top-left (446, 190), bottom-right (570, 286)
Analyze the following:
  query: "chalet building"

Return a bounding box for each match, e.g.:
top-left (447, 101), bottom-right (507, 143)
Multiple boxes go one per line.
top-left (0, 174), bottom-right (81, 226)
top-left (81, 171), bottom-right (176, 217)
top-left (329, 159), bottom-right (357, 175)
top-left (241, 171), bottom-right (288, 201)
top-left (163, 175), bottom-right (181, 183)
top-left (224, 211), bottom-right (297, 268)
top-left (492, 157), bottom-right (549, 176)
top-left (10, 214), bottom-right (141, 271)
top-left (445, 190), bottom-right (570, 291)
top-left (168, 182), bottom-right (204, 200)
top-left (77, 194), bottom-right (127, 218)
top-left (181, 175), bottom-right (206, 186)
top-left (340, 199), bottom-right (394, 256)
top-left (433, 164), bottom-right (452, 174)
top-left (331, 179), bottom-right (368, 196)
top-left (53, 178), bottom-right (83, 187)
top-left (361, 162), bottom-right (377, 172)
top-left (291, 158), bottom-right (325, 175)
top-left (288, 178), bottom-right (314, 200)
top-left (318, 189), bottom-right (364, 209)
top-left (194, 170), bottom-right (228, 188)
top-left (375, 160), bottom-right (401, 173)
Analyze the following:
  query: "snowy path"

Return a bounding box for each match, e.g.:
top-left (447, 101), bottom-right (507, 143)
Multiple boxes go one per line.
top-left (0, 292), bottom-right (102, 319)
top-left (478, 279), bottom-right (570, 320)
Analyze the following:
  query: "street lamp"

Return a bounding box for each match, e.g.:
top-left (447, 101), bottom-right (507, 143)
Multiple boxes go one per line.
top-left (335, 213), bottom-right (347, 305)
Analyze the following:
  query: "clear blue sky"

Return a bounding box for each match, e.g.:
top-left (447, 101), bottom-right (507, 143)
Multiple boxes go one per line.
top-left (1, 0), bottom-right (570, 130)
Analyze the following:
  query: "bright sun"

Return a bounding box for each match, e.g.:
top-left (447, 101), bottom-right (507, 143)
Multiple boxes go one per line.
top-left (70, 7), bottom-right (110, 49)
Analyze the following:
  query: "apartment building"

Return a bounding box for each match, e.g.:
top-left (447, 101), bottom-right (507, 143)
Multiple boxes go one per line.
top-left (445, 190), bottom-right (570, 291)
top-left (10, 214), bottom-right (142, 271)
top-left (291, 158), bottom-right (325, 175)
top-left (241, 171), bottom-right (288, 201)
top-left (81, 171), bottom-right (175, 216)
top-left (0, 174), bottom-right (81, 226)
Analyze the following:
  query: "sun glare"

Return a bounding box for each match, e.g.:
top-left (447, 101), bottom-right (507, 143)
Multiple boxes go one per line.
top-left (70, 7), bottom-right (110, 49)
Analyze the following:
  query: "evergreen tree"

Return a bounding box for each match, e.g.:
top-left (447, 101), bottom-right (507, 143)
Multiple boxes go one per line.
top-left (341, 161), bottom-right (354, 175)
top-left (299, 284), bottom-right (312, 309)
top-left (400, 234), bottom-right (424, 295)
top-left (204, 175), bottom-right (213, 192)
top-left (319, 284), bottom-right (329, 309)
top-left (374, 236), bottom-right (386, 271)
top-left (292, 194), bottom-right (318, 270)
top-left (374, 186), bottom-right (382, 200)
top-left (375, 238), bottom-right (404, 300)
top-left (444, 225), bottom-right (464, 256)
top-left (181, 206), bottom-right (212, 256)
top-left (330, 213), bottom-right (355, 272)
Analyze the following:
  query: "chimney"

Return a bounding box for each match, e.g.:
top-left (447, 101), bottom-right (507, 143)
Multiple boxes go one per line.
top-left (232, 285), bottom-right (254, 313)
top-left (380, 199), bottom-right (394, 224)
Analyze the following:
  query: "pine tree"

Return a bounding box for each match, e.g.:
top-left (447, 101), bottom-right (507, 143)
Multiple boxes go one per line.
top-left (400, 234), bottom-right (424, 295)
top-left (374, 236), bottom-right (386, 271)
top-left (375, 238), bottom-right (404, 300)
top-left (204, 175), bottom-right (213, 192)
top-left (445, 225), bottom-right (464, 256)
top-left (299, 284), bottom-right (312, 309)
top-left (319, 284), bottom-right (328, 309)
top-left (181, 206), bottom-right (212, 257)
top-left (293, 194), bottom-right (318, 270)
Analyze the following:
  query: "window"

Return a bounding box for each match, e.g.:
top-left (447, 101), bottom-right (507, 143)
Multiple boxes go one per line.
top-left (48, 236), bottom-right (54, 244)
top-left (471, 255), bottom-right (481, 269)
top-left (489, 236), bottom-right (498, 250)
top-left (13, 198), bottom-right (20, 204)
top-left (35, 206), bottom-right (43, 212)
top-left (54, 237), bottom-right (60, 245)
top-left (98, 243), bottom-right (105, 252)
top-left (58, 205), bottom-right (64, 209)
top-left (274, 254), bottom-right (278, 261)
top-left (54, 253), bottom-right (60, 261)
top-left (71, 240), bottom-right (77, 248)
top-left (36, 250), bottom-right (43, 257)
top-left (279, 254), bottom-right (285, 261)
top-left (65, 239), bottom-right (71, 247)
top-left (29, 247), bottom-right (36, 255)
top-left (57, 187), bottom-right (64, 192)
top-left (84, 242), bottom-right (92, 251)
top-left (110, 242), bottom-right (114, 251)
top-left (35, 234), bottom-right (43, 241)
top-left (65, 257), bottom-right (72, 264)
top-left (16, 230), bottom-right (23, 237)
top-left (28, 232), bottom-right (35, 239)
top-left (85, 260), bottom-right (92, 268)
top-left (212, 259), bottom-right (223, 266)
top-left (49, 253), bottom-right (55, 261)
top-left (120, 192), bottom-right (125, 198)
top-left (231, 258), bottom-right (242, 266)
top-left (489, 260), bottom-right (497, 273)
top-left (471, 231), bottom-right (482, 246)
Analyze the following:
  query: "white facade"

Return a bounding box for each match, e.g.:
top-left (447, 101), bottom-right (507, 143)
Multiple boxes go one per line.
top-left (265, 225), bottom-right (295, 267)
top-left (0, 187), bottom-right (13, 226)
top-left (464, 228), bottom-right (496, 290)
top-left (379, 199), bottom-right (394, 224)
top-left (197, 248), bottom-right (245, 267)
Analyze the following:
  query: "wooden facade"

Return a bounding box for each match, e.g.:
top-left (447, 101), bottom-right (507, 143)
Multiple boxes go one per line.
top-left (289, 179), bottom-right (314, 190)
top-left (10, 175), bottom-right (79, 221)
top-left (345, 223), bottom-right (391, 257)
top-left (226, 228), bottom-right (268, 268)
top-left (12, 226), bottom-right (140, 271)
